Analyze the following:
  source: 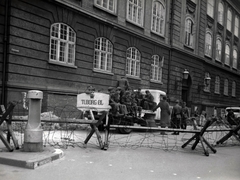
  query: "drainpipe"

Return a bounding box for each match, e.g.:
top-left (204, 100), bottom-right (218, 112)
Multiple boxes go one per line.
top-left (167, 0), bottom-right (174, 98)
top-left (2, 0), bottom-right (10, 106)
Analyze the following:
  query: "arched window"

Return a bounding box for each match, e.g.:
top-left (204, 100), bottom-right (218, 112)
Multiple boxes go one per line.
top-left (215, 38), bottom-right (222, 61)
top-left (224, 79), bottom-right (228, 95)
top-left (205, 31), bottom-right (212, 57)
top-left (151, 0), bottom-right (166, 36)
top-left (225, 44), bottom-right (230, 66)
top-left (232, 81), bottom-right (236, 97)
top-left (94, 37), bottom-right (113, 72)
top-left (214, 76), bottom-right (220, 94)
top-left (49, 23), bottom-right (76, 66)
top-left (151, 55), bottom-right (163, 82)
top-left (233, 49), bottom-right (238, 69)
top-left (218, 2), bottom-right (224, 25)
top-left (234, 16), bottom-right (239, 37)
top-left (126, 47), bottom-right (141, 77)
top-left (227, 8), bottom-right (232, 31)
top-left (207, 0), bottom-right (214, 18)
top-left (185, 17), bottom-right (194, 47)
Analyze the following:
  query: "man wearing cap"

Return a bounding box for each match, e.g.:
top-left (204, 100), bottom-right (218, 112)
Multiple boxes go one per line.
top-left (142, 90), bottom-right (156, 110)
top-left (171, 100), bottom-right (182, 135)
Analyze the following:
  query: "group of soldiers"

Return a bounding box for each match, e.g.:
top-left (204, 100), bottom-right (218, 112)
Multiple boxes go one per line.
top-left (171, 100), bottom-right (189, 135)
top-left (108, 86), bottom-right (157, 118)
top-left (106, 76), bottom-right (191, 134)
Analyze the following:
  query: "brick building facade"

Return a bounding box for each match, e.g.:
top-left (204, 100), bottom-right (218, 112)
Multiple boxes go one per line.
top-left (0, 0), bottom-right (240, 117)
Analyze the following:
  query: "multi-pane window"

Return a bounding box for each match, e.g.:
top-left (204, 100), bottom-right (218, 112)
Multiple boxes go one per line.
top-left (126, 47), bottom-right (140, 77)
top-left (127, 0), bottom-right (144, 26)
top-left (185, 18), bottom-right (194, 47)
top-left (215, 38), bottom-right (222, 61)
top-left (151, 0), bottom-right (166, 36)
top-left (205, 31), bottom-right (212, 57)
top-left (234, 16), bottom-right (239, 37)
top-left (233, 49), bottom-right (238, 69)
top-left (218, 2), bottom-right (224, 25)
top-left (227, 8), bottom-right (232, 31)
top-left (94, 0), bottom-right (117, 13)
top-left (224, 79), bottom-right (228, 95)
top-left (94, 37), bottom-right (113, 72)
top-left (232, 81), bottom-right (236, 97)
top-left (207, 0), bottom-right (214, 18)
top-left (151, 55), bottom-right (163, 82)
top-left (49, 23), bottom-right (76, 65)
top-left (225, 44), bottom-right (230, 66)
top-left (214, 76), bottom-right (220, 94)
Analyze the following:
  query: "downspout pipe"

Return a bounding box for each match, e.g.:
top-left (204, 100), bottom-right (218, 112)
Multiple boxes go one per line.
top-left (167, 0), bottom-right (174, 97)
top-left (2, 0), bottom-right (10, 106)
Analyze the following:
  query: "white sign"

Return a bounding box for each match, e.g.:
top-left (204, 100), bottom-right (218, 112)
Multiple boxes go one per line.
top-left (77, 92), bottom-right (111, 111)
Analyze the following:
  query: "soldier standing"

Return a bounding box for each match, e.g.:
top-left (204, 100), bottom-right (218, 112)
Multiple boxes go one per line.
top-left (171, 100), bottom-right (182, 135)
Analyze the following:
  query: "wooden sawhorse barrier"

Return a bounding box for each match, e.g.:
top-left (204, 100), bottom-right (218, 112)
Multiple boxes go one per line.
top-left (181, 118), bottom-right (217, 156)
top-left (216, 124), bottom-right (240, 145)
top-left (0, 102), bottom-right (19, 152)
top-left (83, 110), bottom-right (108, 150)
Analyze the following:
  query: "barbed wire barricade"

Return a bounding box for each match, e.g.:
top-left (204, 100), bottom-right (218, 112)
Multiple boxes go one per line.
top-left (2, 102), bottom-right (239, 154)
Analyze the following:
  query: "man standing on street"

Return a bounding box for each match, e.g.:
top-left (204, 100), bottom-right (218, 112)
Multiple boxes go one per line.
top-left (153, 95), bottom-right (170, 135)
top-left (181, 102), bottom-right (189, 129)
top-left (171, 100), bottom-right (182, 135)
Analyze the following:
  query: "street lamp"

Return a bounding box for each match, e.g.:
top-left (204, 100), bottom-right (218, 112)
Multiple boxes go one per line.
top-left (198, 73), bottom-right (211, 92)
top-left (175, 69), bottom-right (190, 89)
top-left (183, 69), bottom-right (189, 80)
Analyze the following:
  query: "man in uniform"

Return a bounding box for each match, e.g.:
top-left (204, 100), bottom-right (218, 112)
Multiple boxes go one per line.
top-left (171, 100), bottom-right (182, 135)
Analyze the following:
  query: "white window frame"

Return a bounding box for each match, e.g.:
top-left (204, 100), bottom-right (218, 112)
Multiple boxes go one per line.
top-left (207, 0), bottom-right (214, 18)
top-left (94, 0), bottom-right (117, 14)
top-left (151, 0), bottom-right (166, 36)
top-left (126, 47), bottom-right (141, 77)
top-left (49, 23), bottom-right (76, 66)
top-left (233, 48), bottom-right (238, 69)
top-left (94, 37), bottom-right (113, 73)
top-left (224, 79), bottom-right (228, 96)
top-left (234, 16), bottom-right (239, 37)
top-left (225, 43), bottom-right (230, 66)
top-left (214, 76), bottom-right (220, 94)
top-left (227, 8), bottom-right (232, 31)
top-left (205, 31), bottom-right (212, 57)
top-left (151, 55), bottom-right (163, 82)
top-left (218, 2), bottom-right (224, 25)
top-left (185, 17), bottom-right (194, 47)
top-left (126, 0), bottom-right (144, 27)
top-left (215, 38), bottom-right (222, 61)
top-left (232, 81), bottom-right (236, 97)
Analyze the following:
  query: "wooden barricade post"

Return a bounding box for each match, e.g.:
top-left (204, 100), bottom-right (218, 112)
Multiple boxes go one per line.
top-left (0, 102), bottom-right (19, 151)
top-left (77, 92), bottom-right (111, 150)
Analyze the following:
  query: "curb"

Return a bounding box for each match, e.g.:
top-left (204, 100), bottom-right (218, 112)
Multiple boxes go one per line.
top-left (0, 148), bottom-right (64, 169)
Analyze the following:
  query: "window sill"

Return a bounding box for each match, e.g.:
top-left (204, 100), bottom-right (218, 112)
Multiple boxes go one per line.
top-left (126, 19), bottom-right (144, 29)
top-left (204, 54), bottom-right (212, 60)
top-left (49, 60), bottom-right (77, 68)
top-left (93, 69), bottom-right (114, 75)
top-left (126, 75), bottom-right (141, 80)
top-left (150, 79), bottom-right (163, 85)
top-left (150, 31), bottom-right (165, 38)
top-left (184, 45), bottom-right (194, 51)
